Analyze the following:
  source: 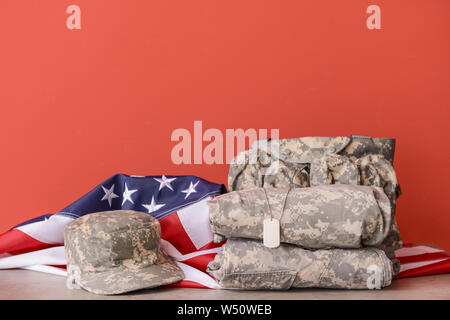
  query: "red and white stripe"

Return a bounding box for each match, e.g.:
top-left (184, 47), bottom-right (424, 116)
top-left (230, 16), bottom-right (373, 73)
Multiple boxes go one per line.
top-left (394, 243), bottom-right (450, 279)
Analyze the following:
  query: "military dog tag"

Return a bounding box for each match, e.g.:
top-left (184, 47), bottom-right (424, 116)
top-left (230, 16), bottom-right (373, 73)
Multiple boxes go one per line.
top-left (263, 218), bottom-right (280, 248)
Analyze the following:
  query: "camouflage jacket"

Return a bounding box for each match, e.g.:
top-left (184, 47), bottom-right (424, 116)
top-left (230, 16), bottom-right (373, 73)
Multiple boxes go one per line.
top-left (227, 135), bottom-right (402, 257)
top-left (207, 238), bottom-right (397, 290)
top-left (209, 184), bottom-right (391, 249)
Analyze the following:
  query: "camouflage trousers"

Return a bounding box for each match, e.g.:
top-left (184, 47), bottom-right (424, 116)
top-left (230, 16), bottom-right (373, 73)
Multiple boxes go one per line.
top-left (207, 238), bottom-right (398, 290)
top-left (208, 184), bottom-right (392, 249)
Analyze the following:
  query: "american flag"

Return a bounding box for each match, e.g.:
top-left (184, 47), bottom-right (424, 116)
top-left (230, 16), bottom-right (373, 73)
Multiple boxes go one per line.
top-left (0, 174), bottom-right (227, 289)
top-left (0, 174), bottom-right (449, 289)
top-left (395, 243), bottom-right (450, 279)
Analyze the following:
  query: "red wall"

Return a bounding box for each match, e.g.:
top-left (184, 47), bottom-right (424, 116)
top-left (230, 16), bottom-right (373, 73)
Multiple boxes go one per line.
top-left (1, 1), bottom-right (449, 250)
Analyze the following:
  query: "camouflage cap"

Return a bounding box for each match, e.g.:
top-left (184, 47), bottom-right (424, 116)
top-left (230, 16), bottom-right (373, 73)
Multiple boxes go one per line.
top-left (64, 210), bottom-right (184, 295)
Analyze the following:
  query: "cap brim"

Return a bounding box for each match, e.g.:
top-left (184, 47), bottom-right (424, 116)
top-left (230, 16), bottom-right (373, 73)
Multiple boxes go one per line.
top-left (78, 251), bottom-right (184, 295)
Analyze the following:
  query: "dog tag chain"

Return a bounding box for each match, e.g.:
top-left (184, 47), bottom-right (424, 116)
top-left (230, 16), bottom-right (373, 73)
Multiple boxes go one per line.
top-left (262, 188), bottom-right (291, 248)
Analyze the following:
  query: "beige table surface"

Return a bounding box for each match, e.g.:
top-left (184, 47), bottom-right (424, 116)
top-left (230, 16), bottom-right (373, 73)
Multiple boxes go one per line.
top-left (0, 269), bottom-right (449, 300)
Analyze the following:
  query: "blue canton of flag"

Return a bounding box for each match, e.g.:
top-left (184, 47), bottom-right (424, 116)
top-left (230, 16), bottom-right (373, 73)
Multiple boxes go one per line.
top-left (57, 174), bottom-right (227, 220)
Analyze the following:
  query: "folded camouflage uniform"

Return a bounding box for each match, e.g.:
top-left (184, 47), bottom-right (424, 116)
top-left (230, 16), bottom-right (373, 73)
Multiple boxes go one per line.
top-left (207, 238), bottom-right (398, 290)
top-left (228, 135), bottom-right (402, 258)
top-left (209, 184), bottom-right (391, 249)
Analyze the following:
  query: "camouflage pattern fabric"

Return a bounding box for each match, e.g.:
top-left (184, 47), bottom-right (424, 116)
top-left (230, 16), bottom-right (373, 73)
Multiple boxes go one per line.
top-left (228, 135), bottom-right (397, 190)
top-left (227, 135), bottom-right (402, 257)
top-left (356, 154), bottom-right (402, 257)
top-left (64, 210), bottom-right (184, 295)
top-left (207, 238), bottom-right (398, 290)
top-left (208, 184), bottom-right (392, 249)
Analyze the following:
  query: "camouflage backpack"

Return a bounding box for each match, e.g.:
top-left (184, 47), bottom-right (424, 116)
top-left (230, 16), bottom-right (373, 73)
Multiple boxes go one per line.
top-left (228, 135), bottom-right (402, 258)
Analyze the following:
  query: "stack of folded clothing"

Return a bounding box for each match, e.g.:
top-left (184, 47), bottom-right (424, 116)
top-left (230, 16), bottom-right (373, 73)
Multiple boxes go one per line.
top-left (206, 135), bottom-right (402, 290)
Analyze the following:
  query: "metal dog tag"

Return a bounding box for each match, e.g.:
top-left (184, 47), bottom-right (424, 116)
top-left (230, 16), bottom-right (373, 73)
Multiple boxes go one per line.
top-left (263, 218), bottom-right (280, 248)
